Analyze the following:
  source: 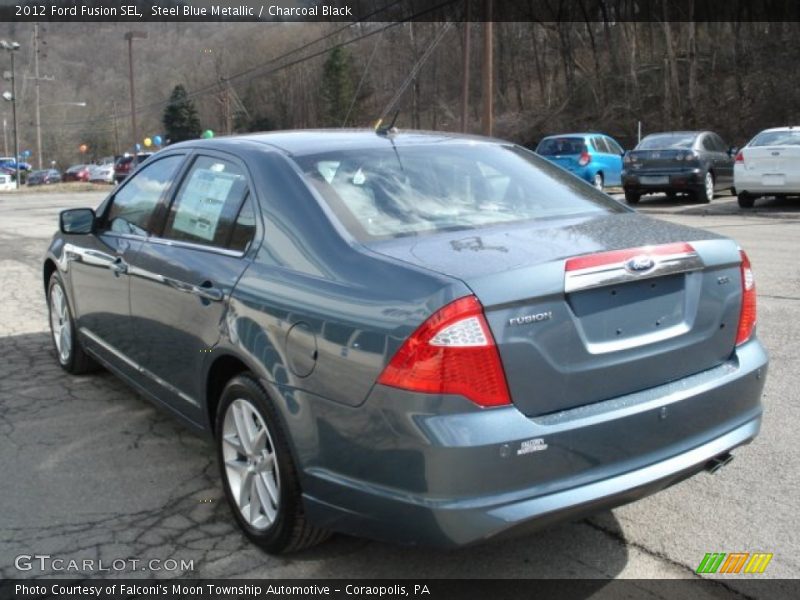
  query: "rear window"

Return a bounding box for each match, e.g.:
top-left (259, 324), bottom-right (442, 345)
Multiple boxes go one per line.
top-left (293, 143), bottom-right (625, 242)
top-left (637, 134), bottom-right (697, 150)
top-left (750, 130), bottom-right (800, 147)
top-left (536, 137), bottom-right (587, 156)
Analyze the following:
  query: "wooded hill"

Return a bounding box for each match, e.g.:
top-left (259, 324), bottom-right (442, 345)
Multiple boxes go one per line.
top-left (1, 19), bottom-right (798, 167)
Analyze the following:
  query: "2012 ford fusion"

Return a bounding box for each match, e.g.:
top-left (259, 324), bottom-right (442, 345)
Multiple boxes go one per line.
top-left (44, 130), bottom-right (767, 553)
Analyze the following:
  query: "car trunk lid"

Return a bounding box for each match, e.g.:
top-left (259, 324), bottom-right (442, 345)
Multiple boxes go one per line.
top-left (367, 213), bottom-right (743, 417)
top-left (741, 145), bottom-right (800, 174)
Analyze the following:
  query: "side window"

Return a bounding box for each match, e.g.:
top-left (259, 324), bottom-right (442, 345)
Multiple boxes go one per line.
top-left (712, 134), bottom-right (728, 152)
top-left (701, 136), bottom-right (716, 152)
top-left (606, 137), bottom-right (623, 154)
top-left (105, 155), bottom-right (183, 236)
top-left (163, 156), bottom-right (254, 251)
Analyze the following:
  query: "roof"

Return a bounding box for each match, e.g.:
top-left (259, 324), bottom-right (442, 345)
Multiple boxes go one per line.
top-left (167, 129), bottom-right (508, 156)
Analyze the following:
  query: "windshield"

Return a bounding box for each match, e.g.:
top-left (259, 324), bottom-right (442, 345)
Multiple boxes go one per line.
top-left (293, 143), bottom-right (626, 241)
top-left (750, 130), bottom-right (800, 147)
top-left (536, 137), bottom-right (587, 156)
top-left (637, 134), bottom-right (697, 150)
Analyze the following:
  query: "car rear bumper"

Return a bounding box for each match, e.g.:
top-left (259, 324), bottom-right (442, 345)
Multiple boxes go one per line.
top-left (734, 166), bottom-right (800, 195)
top-left (623, 168), bottom-right (705, 193)
top-left (294, 339), bottom-right (767, 547)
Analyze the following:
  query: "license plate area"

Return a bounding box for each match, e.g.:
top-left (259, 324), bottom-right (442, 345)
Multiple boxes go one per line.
top-left (640, 175), bottom-right (669, 185)
top-left (761, 174), bottom-right (785, 186)
top-left (567, 274), bottom-right (687, 350)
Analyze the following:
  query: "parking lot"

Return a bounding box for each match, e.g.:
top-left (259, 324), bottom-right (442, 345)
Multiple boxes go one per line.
top-left (0, 189), bottom-right (797, 593)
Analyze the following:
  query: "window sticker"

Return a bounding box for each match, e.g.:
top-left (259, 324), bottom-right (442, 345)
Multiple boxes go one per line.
top-left (172, 168), bottom-right (238, 241)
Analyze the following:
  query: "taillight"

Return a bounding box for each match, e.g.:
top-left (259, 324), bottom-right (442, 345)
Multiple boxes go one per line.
top-left (735, 151), bottom-right (744, 163)
top-left (736, 250), bottom-right (756, 345)
top-left (578, 152), bottom-right (591, 166)
top-left (377, 295), bottom-right (511, 407)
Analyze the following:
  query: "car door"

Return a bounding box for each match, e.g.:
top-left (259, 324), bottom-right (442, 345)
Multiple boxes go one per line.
top-left (603, 136), bottom-right (625, 186)
top-left (700, 134), bottom-right (729, 189)
top-left (125, 152), bottom-right (260, 420)
top-left (712, 133), bottom-right (734, 186)
top-left (65, 154), bottom-right (186, 365)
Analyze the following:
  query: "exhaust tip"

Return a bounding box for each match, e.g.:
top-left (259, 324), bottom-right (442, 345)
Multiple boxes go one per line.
top-left (705, 452), bottom-right (734, 475)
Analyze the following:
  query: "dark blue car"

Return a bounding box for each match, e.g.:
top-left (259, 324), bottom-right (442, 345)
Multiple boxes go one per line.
top-left (536, 133), bottom-right (625, 190)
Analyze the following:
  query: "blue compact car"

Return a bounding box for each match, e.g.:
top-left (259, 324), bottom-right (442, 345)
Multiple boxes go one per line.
top-left (536, 133), bottom-right (625, 190)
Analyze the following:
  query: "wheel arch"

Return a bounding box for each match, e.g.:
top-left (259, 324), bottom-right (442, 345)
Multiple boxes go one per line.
top-left (206, 353), bottom-right (251, 435)
top-left (43, 258), bottom-right (57, 293)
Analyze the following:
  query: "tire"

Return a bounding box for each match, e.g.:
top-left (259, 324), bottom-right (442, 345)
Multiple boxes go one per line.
top-left (666, 191), bottom-right (677, 200)
top-left (47, 272), bottom-right (97, 374)
top-left (592, 172), bottom-right (604, 191)
top-left (694, 171), bottom-right (714, 203)
top-left (738, 192), bottom-right (755, 208)
top-left (624, 190), bottom-right (640, 204)
top-left (216, 374), bottom-right (330, 553)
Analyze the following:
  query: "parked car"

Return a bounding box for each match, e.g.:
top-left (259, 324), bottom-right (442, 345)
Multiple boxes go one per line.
top-left (26, 169), bottom-right (62, 186)
top-left (622, 131), bottom-right (736, 204)
top-left (88, 163), bottom-right (115, 184)
top-left (62, 164), bottom-right (91, 183)
top-left (535, 133), bottom-right (624, 190)
top-left (734, 126), bottom-right (800, 208)
top-left (0, 172), bottom-right (15, 191)
top-left (114, 152), bottom-right (153, 184)
top-left (45, 130), bottom-right (766, 553)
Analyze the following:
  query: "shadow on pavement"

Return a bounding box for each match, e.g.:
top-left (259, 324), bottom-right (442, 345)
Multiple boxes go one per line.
top-left (0, 331), bottom-right (628, 583)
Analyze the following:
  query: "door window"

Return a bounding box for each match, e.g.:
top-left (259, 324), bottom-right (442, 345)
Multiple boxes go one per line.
top-left (162, 155), bottom-right (255, 251)
top-left (592, 137), bottom-right (610, 153)
top-left (105, 155), bottom-right (184, 236)
top-left (701, 136), bottom-right (716, 152)
top-left (605, 137), bottom-right (623, 154)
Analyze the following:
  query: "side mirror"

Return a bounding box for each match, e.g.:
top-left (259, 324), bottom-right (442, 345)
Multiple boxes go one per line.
top-left (60, 208), bottom-right (95, 234)
top-left (728, 146), bottom-right (738, 157)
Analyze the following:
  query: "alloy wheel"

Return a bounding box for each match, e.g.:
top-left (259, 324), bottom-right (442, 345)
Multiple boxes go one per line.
top-left (49, 283), bottom-right (72, 364)
top-left (705, 172), bottom-right (714, 201)
top-left (221, 398), bottom-right (280, 530)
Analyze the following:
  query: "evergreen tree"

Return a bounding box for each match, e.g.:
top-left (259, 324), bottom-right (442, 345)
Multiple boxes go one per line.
top-left (162, 85), bottom-right (202, 143)
top-left (321, 47), bottom-right (356, 127)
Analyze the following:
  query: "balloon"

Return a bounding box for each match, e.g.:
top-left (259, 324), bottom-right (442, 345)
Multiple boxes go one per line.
top-left (144, 137), bottom-right (152, 147)
top-left (79, 144), bottom-right (88, 154)
top-left (153, 135), bottom-right (163, 146)
top-left (135, 143), bottom-right (142, 151)
top-left (201, 129), bottom-right (214, 139)
top-left (21, 150), bottom-right (31, 158)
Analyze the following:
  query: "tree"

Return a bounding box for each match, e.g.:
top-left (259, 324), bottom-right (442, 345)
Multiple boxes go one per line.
top-left (162, 85), bottom-right (202, 143)
top-left (320, 46), bottom-right (356, 127)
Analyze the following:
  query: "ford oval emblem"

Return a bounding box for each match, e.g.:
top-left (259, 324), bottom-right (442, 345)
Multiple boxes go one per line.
top-left (625, 255), bottom-right (655, 273)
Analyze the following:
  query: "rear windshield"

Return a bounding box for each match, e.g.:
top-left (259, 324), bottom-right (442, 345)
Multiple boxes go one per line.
top-left (750, 130), bottom-right (800, 146)
top-left (637, 133), bottom-right (697, 150)
top-left (536, 137), bottom-right (586, 156)
top-left (293, 143), bottom-right (625, 241)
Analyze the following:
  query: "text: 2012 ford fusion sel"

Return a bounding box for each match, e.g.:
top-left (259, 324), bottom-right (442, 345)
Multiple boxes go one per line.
top-left (44, 130), bottom-right (767, 552)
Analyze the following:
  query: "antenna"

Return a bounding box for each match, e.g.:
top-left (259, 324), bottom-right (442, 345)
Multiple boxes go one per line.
top-left (375, 110), bottom-right (400, 136)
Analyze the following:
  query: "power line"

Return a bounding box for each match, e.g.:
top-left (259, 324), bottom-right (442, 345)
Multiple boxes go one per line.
top-left (41, 0), bottom-right (459, 131)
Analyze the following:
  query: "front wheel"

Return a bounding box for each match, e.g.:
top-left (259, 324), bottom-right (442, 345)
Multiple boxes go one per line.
top-left (695, 171), bottom-right (714, 203)
top-left (47, 273), bottom-right (97, 374)
top-left (216, 374), bottom-right (330, 553)
top-left (592, 172), bottom-right (604, 191)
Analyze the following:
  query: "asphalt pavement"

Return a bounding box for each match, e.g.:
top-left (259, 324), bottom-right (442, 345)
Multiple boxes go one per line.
top-left (0, 189), bottom-right (797, 595)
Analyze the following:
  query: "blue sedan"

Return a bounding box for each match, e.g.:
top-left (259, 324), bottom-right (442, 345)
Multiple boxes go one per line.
top-left (536, 133), bottom-right (625, 190)
top-left (45, 130), bottom-right (766, 552)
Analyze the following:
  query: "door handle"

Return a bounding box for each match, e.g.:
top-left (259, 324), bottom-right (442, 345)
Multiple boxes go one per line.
top-left (110, 257), bottom-right (128, 276)
top-left (192, 281), bottom-right (223, 302)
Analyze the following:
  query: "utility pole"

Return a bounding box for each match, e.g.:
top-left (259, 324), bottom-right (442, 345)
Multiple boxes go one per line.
top-left (125, 31), bottom-right (147, 160)
top-left (460, 1), bottom-right (471, 133)
top-left (481, 0), bottom-right (493, 136)
top-left (34, 23), bottom-right (42, 169)
top-left (2, 118), bottom-right (7, 156)
top-left (112, 101), bottom-right (120, 156)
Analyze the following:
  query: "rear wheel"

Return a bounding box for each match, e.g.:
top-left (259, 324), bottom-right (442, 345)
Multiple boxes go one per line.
top-left (592, 172), bottom-right (604, 191)
top-left (738, 192), bottom-right (755, 208)
top-left (624, 190), bottom-right (640, 204)
top-left (216, 374), bottom-right (330, 553)
top-left (47, 273), bottom-right (97, 374)
top-left (695, 171), bottom-right (714, 203)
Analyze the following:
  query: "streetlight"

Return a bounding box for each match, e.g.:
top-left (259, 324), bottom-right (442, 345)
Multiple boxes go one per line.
top-left (124, 31), bottom-right (147, 164)
top-left (1, 39), bottom-right (20, 189)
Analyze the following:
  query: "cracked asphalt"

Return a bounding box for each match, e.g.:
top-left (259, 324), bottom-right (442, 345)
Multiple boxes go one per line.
top-left (0, 189), bottom-right (797, 593)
